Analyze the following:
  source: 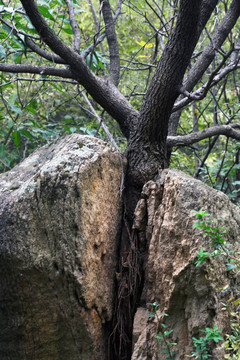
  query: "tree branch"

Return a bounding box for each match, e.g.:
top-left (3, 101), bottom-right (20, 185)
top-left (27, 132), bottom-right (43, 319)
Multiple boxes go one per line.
top-left (198, 0), bottom-right (218, 35)
top-left (137, 0), bottom-right (202, 144)
top-left (25, 37), bottom-right (66, 64)
top-left (0, 77), bottom-right (78, 87)
top-left (100, 0), bottom-right (120, 85)
top-left (0, 63), bottom-right (73, 78)
top-left (19, 0), bottom-right (137, 138)
top-left (126, 0), bottom-right (204, 183)
top-left (168, 0), bottom-right (240, 137)
top-left (82, 0), bottom-right (123, 59)
top-left (88, 0), bottom-right (107, 59)
top-left (173, 48), bottom-right (239, 112)
top-left (184, 0), bottom-right (240, 92)
top-left (0, 15), bottom-right (65, 64)
top-left (64, 0), bottom-right (81, 52)
top-left (167, 124), bottom-right (240, 147)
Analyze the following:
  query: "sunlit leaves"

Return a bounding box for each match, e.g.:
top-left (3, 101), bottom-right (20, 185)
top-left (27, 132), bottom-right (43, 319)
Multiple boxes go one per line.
top-left (136, 41), bottom-right (154, 48)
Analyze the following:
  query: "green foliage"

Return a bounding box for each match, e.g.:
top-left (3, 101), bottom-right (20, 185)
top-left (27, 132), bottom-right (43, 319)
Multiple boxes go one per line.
top-left (0, 79), bottom-right (107, 173)
top-left (147, 302), bottom-right (177, 360)
top-left (0, 0), bottom-right (125, 174)
top-left (191, 325), bottom-right (223, 360)
top-left (193, 211), bottom-right (240, 272)
top-left (193, 211), bottom-right (240, 359)
top-left (222, 311), bottom-right (240, 359)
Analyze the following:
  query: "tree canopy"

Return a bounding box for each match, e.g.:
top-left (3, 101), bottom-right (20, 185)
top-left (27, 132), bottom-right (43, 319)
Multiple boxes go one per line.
top-left (0, 0), bottom-right (239, 199)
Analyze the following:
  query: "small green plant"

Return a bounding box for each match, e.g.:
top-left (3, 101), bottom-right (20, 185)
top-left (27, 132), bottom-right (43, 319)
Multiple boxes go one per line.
top-left (192, 211), bottom-right (240, 359)
top-left (147, 302), bottom-right (176, 360)
top-left (191, 325), bottom-right (223, 359)
top-left (193, 210), bottom-right (240, 272)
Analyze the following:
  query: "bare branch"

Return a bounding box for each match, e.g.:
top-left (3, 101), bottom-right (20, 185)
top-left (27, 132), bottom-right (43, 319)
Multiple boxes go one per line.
top-left (194, 136), bottom-right (219, 178)
top-left (167, 0), bottom-right (220, 137)
top-left (167, 124), bottom-right (240, 147)
top-left (88, 0), bottom-right (99, 29)
top-left (184, 0), bottom-right (240, 92)
top-left (0, 63), bottom-right (73, 78)
top-left (81, 90), bottom-right (122, 155)
top-left (81, 90), bottom-right (125, 196)
top-left (25, 37), bottom-right (66, 64)
top-left (0, 77), bottom-right (78, 87)
top-left (100, 0), bottom-right (120, 85)
top-left (198, 0), bottom-right (218, 35)
top-left (63, 0), bottom-right (81, 52)
top-left (174, 64), bottom-right (240, 112)
top-left (168, 0), bottom-right (240, 137)
top-left (0, 14), bottom-right (65, 64)
top-left (19, 0), bottom-right (87, 72)
top-left (174, 47), bottom-right (239, 111)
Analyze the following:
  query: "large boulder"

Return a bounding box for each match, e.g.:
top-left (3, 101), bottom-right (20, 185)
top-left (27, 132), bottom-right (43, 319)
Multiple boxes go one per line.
top-left (132, 169), bottom-right (240, 360)
top-left (0, 134), bottom-right (123, 360)
top-left (1, 135), bottom-right (240, 360)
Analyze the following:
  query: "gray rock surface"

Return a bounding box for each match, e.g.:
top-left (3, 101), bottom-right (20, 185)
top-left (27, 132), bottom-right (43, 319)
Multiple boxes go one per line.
top-left (0, 134), bottom-right (123, 360)
top-left (132, 169), bottom-right (240, 360)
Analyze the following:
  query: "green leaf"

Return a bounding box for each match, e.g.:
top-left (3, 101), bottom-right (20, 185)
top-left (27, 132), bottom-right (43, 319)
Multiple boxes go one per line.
top-left (38, 6), bottom-right (55, 21)
top-left (62, 125), bottom-right (71, 132)
top-left (9, 103), bottom-right (22, 115)
top-left (0, 143), bottom-right (5, 157)
top-left (12, 130), bottom-right (21, 147)
top-left (21, 129), bottom-right (33, 140)
top-left (233, 298), bottom-right (240, 306)
top-left (148, 313), bottom-right (155, 318)
top-left (164, 329), bottom-right (173, 336)
top-left (226, 263), bottom-right (238, 271)
top-left (62, 27), bottom-right (74, 35)
top-left (0, 44), bottom-right (6, 59)
top-left (26, 98), bottom-right (38, 114)
top-left (14, 52), bottom-right (21, 64)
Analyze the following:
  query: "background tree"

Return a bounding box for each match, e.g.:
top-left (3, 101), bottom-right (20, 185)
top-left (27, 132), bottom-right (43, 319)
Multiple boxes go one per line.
top-left (0, 0), bottom-right (239, 358)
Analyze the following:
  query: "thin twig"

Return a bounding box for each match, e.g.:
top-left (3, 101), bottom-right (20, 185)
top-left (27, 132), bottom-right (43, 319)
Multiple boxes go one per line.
top-left (81, 90), bottom-right (125, 196)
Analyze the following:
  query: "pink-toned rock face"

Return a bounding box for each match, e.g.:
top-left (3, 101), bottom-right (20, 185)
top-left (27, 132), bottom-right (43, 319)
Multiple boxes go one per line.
top-left (132, 169), bottom-right (240, 360)
top-left (0, 134), bottom-right (123, 360)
